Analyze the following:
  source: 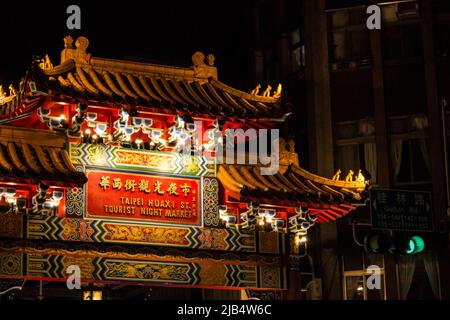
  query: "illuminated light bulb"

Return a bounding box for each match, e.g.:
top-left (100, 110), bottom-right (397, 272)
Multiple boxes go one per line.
top-left (152, 130), bottom-right (162, 138)
top-left (299, 236), bottom-right (307, 244)
top-left (258, 219), bottom-right (265, 226)
top-left (178, 132), bottom-right (188, 142)
top-left (52, 191), bottom-right (64, 201)
top-left (218, 205), bottom-right (227, 215)
top-left (6, 197), bottom-right (16, 205)
top-left (175, 116), bottom-right (185, 128)
top-left (43, 200), bottom-right (53, 209)
top-left (258, 209), bottom-right (266, 217)
top-left (95, 123), bottom-right (107, 135)
top-left (135, 139), bottom-right (143, 149)
top-left (85, 129), bottom-right (91, 136)
top-left (266, 217), bottom-right (273, 224)
top-left (50, 199), bottom-right (60, 207)
top-left (357, 285), bottom-right (364, 292)
top-left (59, 114), bottom-right (66, 121)
top-left (5, 188), bottom-right (16, 197)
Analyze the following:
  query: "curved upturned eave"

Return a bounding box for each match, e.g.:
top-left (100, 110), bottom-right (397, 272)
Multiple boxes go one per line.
top-left (38, 59), bottom-right (281, 111)
top-left (210, 79), bottom-right (280, 105)
top-left (289, 164), bottom-right (366, 191)
top-left (217, 164), bottom-right (368, 204)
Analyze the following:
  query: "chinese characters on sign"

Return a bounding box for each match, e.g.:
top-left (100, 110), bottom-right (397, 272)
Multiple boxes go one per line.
top-left (86, 169), bottom-right (200, 226)
top-left (370, 189), bottom-right (433, 232)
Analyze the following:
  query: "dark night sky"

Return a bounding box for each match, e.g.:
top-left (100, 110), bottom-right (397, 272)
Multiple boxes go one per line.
top-left (0, 0), bottom-right (254, 91)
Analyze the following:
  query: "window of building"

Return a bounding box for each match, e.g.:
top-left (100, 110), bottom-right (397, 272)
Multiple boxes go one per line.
top-left (435, 20), bottom-right (450, 55)
top-left (381, 2), bottom-right (419, 24)
top-left (264, 48), bottom-right (278, 83)
top-left (391, 139), bottom-right (431, 184)
top-left (389, 115), bottom-right (431, 185)
top-left (382, 24), bottom-right (422, 60)
top-left (328, 7), bottom-right (370, 62)
top-left (335, 120), bottom-right (377, 183)
top-left (290, 28), bottom-right (305, 73)
top-left (342, 253), bottom-right (386, 300)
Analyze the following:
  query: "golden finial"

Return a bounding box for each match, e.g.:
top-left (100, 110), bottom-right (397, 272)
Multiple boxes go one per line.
top-left (192, 51), bottom-right (206, 66)
top-left (273, 83), bottom-right (282, 98)
top-left (206, 54), bottom-right (215, 66)
top-left (0, 85), bottom-right (6, 99)
top-left (251, 84), bottom-right (261, 95)
top-left (75, 36), bottom-right (89, 52)
top-left (19, 77), bottom-right (25, 91)
top-left (64, 35), bottom-right (74, 49)
top-left (8, 84), bottom-right (16, 97)
top-left (262, 85), bottom-right (272, 97)
top-left (45, 54), bottom-right (53, 69)
top-left (345, 170), bottom-right (354, 182)
top-left (356, 169), bottom-right (365, 183)
top-left (332, 169), bottom-right (341, 181)
top-left (191, 51), bottom-right (218, 79)
top-left (39, 54), bottom-right (53, 70)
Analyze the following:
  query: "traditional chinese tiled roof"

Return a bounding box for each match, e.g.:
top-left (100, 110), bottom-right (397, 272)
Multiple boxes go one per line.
top-left (8, 36), bottom-right (285, 120)
top-left (217, 163), bottom-right (368, 222)
top-left (0, 125), bottom-right (87, 186)
top-left (0, 80), bottom-right (43, 121)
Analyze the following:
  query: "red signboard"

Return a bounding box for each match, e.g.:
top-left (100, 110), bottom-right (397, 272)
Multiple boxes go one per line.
top-left (85, 169), bottom-right (201, 226)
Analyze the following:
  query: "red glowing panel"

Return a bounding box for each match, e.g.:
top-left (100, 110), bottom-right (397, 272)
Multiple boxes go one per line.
top-left (85, 169), bottom-right (201, 226)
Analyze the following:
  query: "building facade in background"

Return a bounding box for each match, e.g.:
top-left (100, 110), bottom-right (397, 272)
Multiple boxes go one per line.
top-left (249, 0), bottom-right (450, 300)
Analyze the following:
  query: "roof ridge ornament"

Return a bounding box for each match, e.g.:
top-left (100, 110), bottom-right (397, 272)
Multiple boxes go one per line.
top-left (262, 85), bottom-right (272, 97)
top-left (0, 85), bottom-right (7, 100)
top-left (273, 83), bottom-right (282, 99)
top-left (38, 54), bottom-right (53, 71)
top-left (191, 51), bottom-right (218, 80)
top-left (279, 137), bottom-right (299, 169)
top-left (250, 83), bottom-right (282, 99)
top-left (206, 54), bottom-right (215, 66)
top-left (64, 35), bottom-right (74, 49)
top-left (8, 84), bottom-right (16, 96)
top-left (250, 84), bottom-right (261, 95)
top-left (61, 36), bottom-right (91, 65)
top-left (0, 84), bottom-right (17, 100)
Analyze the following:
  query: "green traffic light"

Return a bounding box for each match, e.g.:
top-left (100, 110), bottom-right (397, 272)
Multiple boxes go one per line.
top-left (412, 236), bottom-right (425, 254)
top-left (363, 233), bottom-right (425, 255)
top-left (406, 236), bottom-right (425, 255)
top-left (406, 239), bottom-right (415, 254)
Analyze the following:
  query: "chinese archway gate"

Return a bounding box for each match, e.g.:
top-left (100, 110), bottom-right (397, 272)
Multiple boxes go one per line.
top-left (0, 36), bottom-right (368, 299)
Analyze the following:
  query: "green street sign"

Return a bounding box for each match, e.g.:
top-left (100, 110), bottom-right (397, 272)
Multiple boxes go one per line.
top-left (370, 189), bottom-right (433, 232)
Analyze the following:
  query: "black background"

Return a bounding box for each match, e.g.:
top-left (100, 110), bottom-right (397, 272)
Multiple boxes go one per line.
top-left (0, 1), bottom-right (253, 90)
